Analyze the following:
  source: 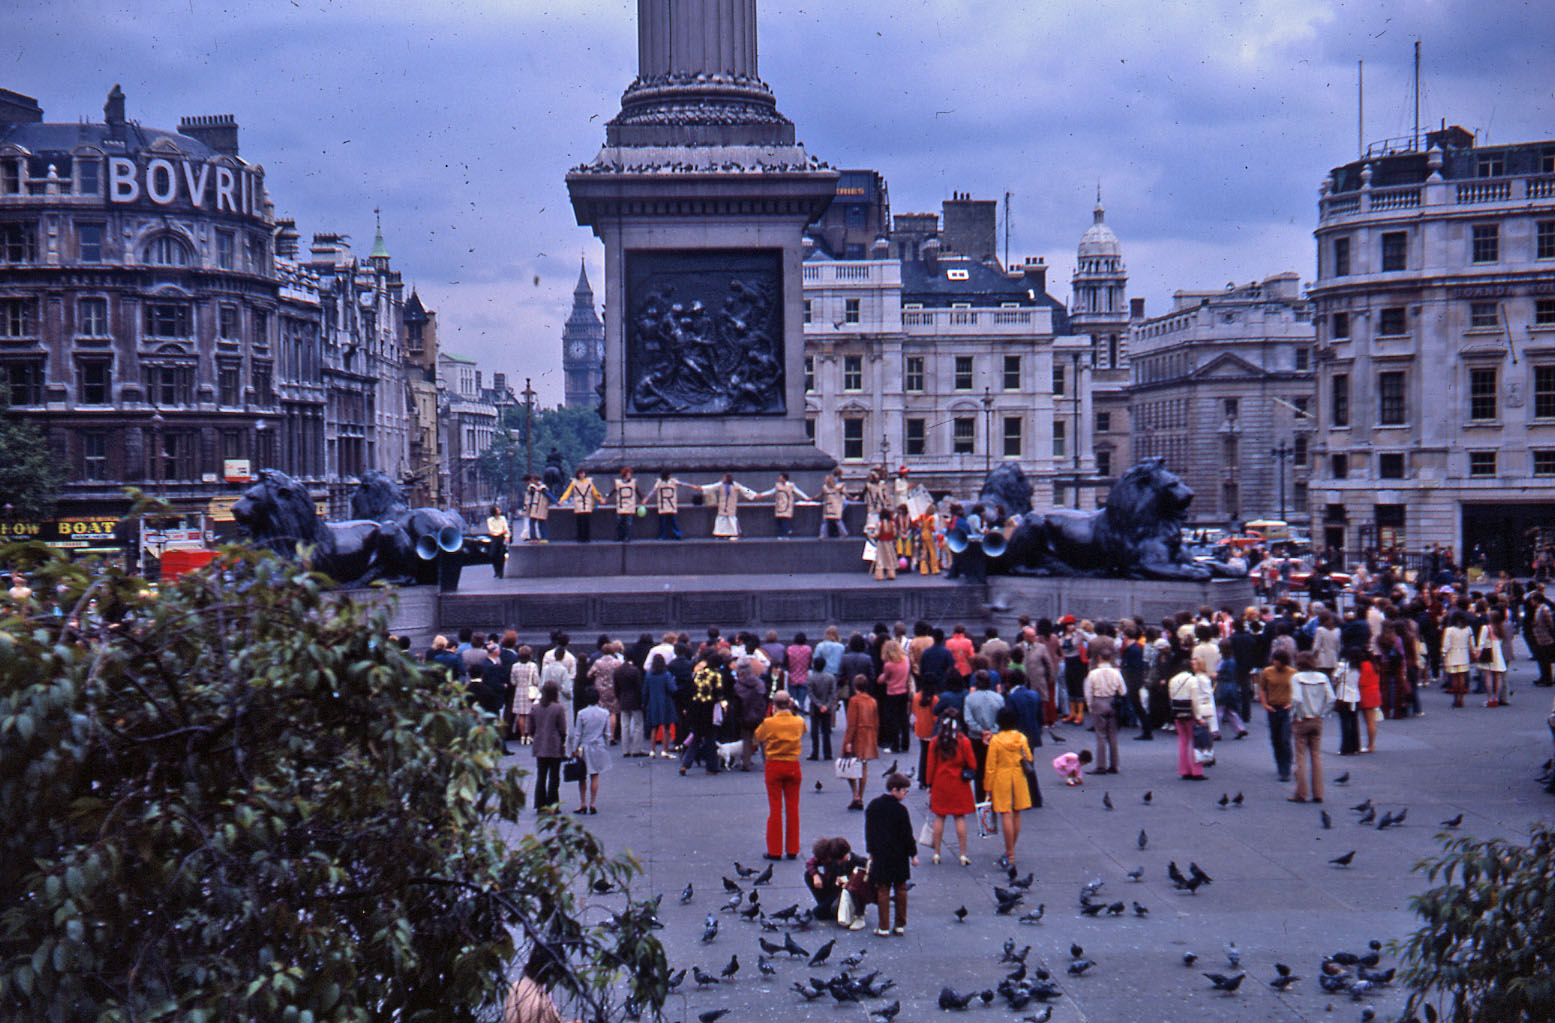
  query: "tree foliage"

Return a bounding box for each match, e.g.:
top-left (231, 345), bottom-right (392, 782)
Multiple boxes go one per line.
top-left (0, 410), bottom-right (62, 519)
top-left (0, 546), bottom-right (666, 1023)
top-left (1398, 823), bottom-right (1555, 1023)
top-left (478, 406), bottom-right (605, 497)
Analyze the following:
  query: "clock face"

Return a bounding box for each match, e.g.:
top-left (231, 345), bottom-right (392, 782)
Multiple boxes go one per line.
top-left (569, 341), bottom-right (588, 359)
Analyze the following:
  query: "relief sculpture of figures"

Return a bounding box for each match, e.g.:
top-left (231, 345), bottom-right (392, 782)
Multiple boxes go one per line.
top-left (625, 251), bottom-right (785, 416)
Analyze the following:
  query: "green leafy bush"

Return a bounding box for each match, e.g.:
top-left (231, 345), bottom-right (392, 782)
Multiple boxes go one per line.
top-left (0, 548), bottom-right (665, 1022)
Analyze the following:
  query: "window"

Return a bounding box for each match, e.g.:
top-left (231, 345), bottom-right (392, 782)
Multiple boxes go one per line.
top-left (81, 431), bottom-right (107, 479)
top-left (220, 429), bottom-right (243, 460)
top-left (1096, 450), bottom-right (1111, 477)
top-left (217, 231), bottom-right (235, 270)
top-left (252, 311), bottom-right (266, 348)
top-left (803, 355), bottom-right (814, 392)
top-left (1052, 364), bottom-right (1065, 395)
top-left (1330, 453), bottom-right (1349, 479)
top-left (1294, 435), bottom-right (1309, 466)
top-left (76, 158), bottom-right (99, 195)
top-left (954, 356), bottom-right (974, 391)
top-left (1002, 416), bottom-right (1022, 457)
top-left (802, 299), bottom-right (811, 325)
top-left (804, 418), bottom-right (815, 441)
top-left (843, 298), bottom-right (860, 325)
top-left (1378, 372), bottom-right (1406, 425)
top-left (143, 303), bottom-right (192, 338)
top-left (1381, 231), bottom-right (1407, 272)
top-left (144, 235), bottom-right (191, 267)
top-left (1096, 411), bottom-right (1111, 433)
top-left (1469, 367), bottom-right (1498, 420)
top-left (1379, 307), bottom-right (1407, 336)
top-left (1223, 436), bottom-right (1239, 468)
top-left (0, 160), bottom-right (19, 194)
top-left (1535, 450), bottom-right (1555, 476)
top-left (0, 222), bottom-right (36, 263)
top-left (1472, 224), bottom-right (1499, 264)
top-left (1476, 154), bottom-right (1505, 177)
top-left (142, 364), bottom-right (194, 405)
top-left (952, 417), bottom-right (975, 454)
top-left (1536, 366), bottom-right (1555, 418)
top-left (219, 305), bottom-right (240, 340)
top-left (1293, 481), bottom-right (1307, 508)
top-left (904, 418), bottom-right (925, 456)
top-left (842, 354), bottom-right (862, 391)
top-left (1331, 373), bottom-right (1350, 426)
top-left (1332, 236), bottom-right (1350, 276)
top-left (1, 298), bottom-right (38, 338)
top-left (77, 360), bottom-right (110, 404)
top-left (1469, 451), bottom-right (1497, 477)
top-left (904, 356), bottom-right (924, 392)
top-left (218, 364), bottom-right (241, 407)
top-left (1293, 396), bottom-right (1310, 417)
top-left (79, 297), bottom-right (108, 337)
top-left (0, 360), bottom-right (44, 405)
top-left (78, 224), bottom-right (102, 263)
top-left (1537, 299), bottom-right (1555, 326)
top-left (253, 363), bottom-right (273, 406)
top-left (1052, 420), bottom-right (1066, 458)
top-left (1331, 311), bottom-right (1350, 338)
top-left (842, 417), bottom-right (864, 460)
top-left (1003, 354), bottom-right (1021, 391)
top-left (1469, 302), bottom-right (1499, 329)
top-left (1539, 221), bottom-right (1555, 261)
top-left (158, 430), bottom-right (197, 482)
top-left (1379, 452), bottom-right (1406, 479)
top-left (1294, 345), bottom-right (1310, 371)
top-left (1223, 397), bottom-right (1239, 418)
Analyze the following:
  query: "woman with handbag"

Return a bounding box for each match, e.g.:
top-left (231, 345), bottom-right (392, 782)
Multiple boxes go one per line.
top-left (1333, 650), bottom-right (1363, 756)
top-left (1168, 655), bottom-right (1211, 781)
top-left (984, 706), bottom-right (1036, 872)
top-left (510, 645), bottom-right (540, 746)
top-left (925, 712), bottom-right (976, 866)
top-left (572, 687), bottom-right (611, 814)
top-left (529, 680), bottom-right (569, 810)
top-left (842, 676), bottom-right (880, 810)
top-left (1476, 609), bottom-right (1509, 707)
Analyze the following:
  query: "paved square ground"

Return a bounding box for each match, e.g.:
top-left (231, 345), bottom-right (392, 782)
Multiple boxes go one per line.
top-left (502, 664), bottom-right (1555, 1023)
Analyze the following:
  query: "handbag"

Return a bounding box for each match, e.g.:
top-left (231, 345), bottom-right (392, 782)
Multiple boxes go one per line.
top-left (1191, 722), bottom-right (1213, 751)
top-left (960, 767), bottom-right (977, 782)
top-left (1110, 694), bottom-right (1130, 716)
top-left (562, 755), bottom-right (586, 782)
top-left (834, 756), bottom-right (864, 780)
top-left (1020, 760), bottom-right (1042, 808)
top-left (1477, 646), bottom-right (1493, 664)
top-left (1170, 698), bottom-right (1195, 720)
top-left (917, 817), bottom-right (935, 846)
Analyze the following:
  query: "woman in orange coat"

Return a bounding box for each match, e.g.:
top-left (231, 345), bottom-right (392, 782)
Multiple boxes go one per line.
top-left (843, 675), bottom-right (880, 810)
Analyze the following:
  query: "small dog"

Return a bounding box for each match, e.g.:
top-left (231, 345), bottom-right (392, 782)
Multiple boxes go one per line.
top-left (715, 740), bottom-right (745, 771)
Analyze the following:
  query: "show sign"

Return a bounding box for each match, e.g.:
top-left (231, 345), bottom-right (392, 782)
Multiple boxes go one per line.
top-left (0, 517), bottom-right (124, 551)
top-left (106, 156), bottom-right (263, 219)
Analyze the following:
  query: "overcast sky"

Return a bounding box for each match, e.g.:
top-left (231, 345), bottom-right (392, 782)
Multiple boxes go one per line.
top-left (9, 1), bottom-right (1553, 404)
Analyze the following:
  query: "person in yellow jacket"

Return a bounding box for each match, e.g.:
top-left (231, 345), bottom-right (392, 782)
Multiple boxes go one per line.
top-left (608, 467), bottom-right (640, 543)
top-left (915, 508), bottom-right (941, 575)
top-left (753, 690), bottom-right (808, 859)
top-left (523, 476), bottom-right (552, 543)
top-left (702, 473), bottom-right (758, 540)
top-left (759, 472), bottom-right (811, 539)
top-left (558, 468), bottom-right (604, 543)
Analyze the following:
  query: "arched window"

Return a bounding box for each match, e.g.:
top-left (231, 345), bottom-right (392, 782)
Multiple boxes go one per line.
top-left (143, 234), bottom-right (191, 267)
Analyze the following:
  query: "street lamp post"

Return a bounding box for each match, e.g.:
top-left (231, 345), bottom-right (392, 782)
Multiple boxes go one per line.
top-left (1270, 440), bottom-right (1293, 522)
top-left (521, 377), bottom-right (537, 479)
top-left (981, 386), bottom-right (994, 482)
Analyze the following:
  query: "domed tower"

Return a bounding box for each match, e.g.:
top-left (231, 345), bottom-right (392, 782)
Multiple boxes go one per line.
top-left (1070, 192), bottom-right (1131, 483)
top-left (562, 259), bottom-right (605, 409)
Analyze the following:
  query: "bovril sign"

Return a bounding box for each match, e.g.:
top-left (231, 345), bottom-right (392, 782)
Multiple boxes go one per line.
top-left (105, 156), bottom-right (263, 220)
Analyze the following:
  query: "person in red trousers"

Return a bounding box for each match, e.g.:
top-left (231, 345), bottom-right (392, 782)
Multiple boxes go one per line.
top-left (754, 690), bottom-right (808, 859)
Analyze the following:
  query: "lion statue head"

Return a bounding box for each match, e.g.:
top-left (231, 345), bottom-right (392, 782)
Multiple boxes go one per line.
top-left (232, 470), bottom-right (327, 551)
top-left (350, 469), bottom-right (407, 521)
top-left (978, 463), bottom-right (1035, 518)
top-left (1104, 457), bottom-right (1195, 540)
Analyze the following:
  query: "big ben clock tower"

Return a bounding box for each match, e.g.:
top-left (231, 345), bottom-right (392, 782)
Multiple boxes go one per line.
top-left (562, 259), bottom-right (605, 409)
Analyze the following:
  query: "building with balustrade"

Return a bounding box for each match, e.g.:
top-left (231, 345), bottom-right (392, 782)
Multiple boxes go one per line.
top-left (1307, 126), bottom-right (1555, 568)
top-left (1127, 273), bottom-right (1315, 530)
top-left (1069, 197), bottom-right (1133, 490)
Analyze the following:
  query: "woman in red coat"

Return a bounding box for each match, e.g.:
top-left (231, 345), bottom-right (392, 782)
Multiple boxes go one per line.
top-left (925, 712), bottom-right (977, 866)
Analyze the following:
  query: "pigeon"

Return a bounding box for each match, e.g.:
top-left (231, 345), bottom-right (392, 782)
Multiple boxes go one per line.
top-left (757, 955), bottom-right (777, 977)
top-left (591, 879), bottom-right (616, 893)
top-left (1067, 959), bottom-right (1095, 976)
top-left (1350, 798), bottom-right (1371, 813)
top-left (1132, 901), bottom-right (1149, 917)
top-left (807, 939), bottom-right (834, 967)
top-left (666, 968), bottom-right (688, 991)
top-left (1329, 850), bottom-right (1357, 867)
top-left (1392, 807), bottom-right (1408, 826)
top-left (884, 760), bottom-right (899, 777)
top-left (701, 915), bottom-right (719, 943)
top-left (1441, 813), bottom-right (1463, 828)
top-left (1022, 1009), bottom-right (1054, 1023)
top-left (1010, 872), bottom-right (1035, 890)
top-left (680, 882), bottom-right (695, 904)
top-left (1275, 962), bottom-right (1293, 977)
top-left (1321, 809), bottom-right (1333, 830)
top-left (996, 891), bottom-right (1025, 915)
top-left (954, 905), bottom-right (969, 922)
top-left (769, 903), bottom-right (799, 921)
top-left (1358, 965), bottom-right (1396, 985)
top-left (1103, 792), bottom-right (1114, 811)
top-left (752, 863), bottom-right (774, 886)
top-left (1218, 793), bottom-right (1230, 809)
top-left (1106, 901), bottom-right (1126, 916)
top-left (1137, 829), bottom-right (1149, 850)
top-left (722, 876), bottom-right (742, 893)
top-left (1182, 953), bottom-right (1199, 967)
top-left (1081, 877), bottom-right (1105, 898)
top-left (998, 939), bottom-right (1021, 963)
top-left (721, 893), bottom-right (743, 912)
top-left (1358, 806), bottom-right (1377, 825)
top-left (1335, 771), bottom-right (1351, 785)
top-left (791, 908), bottom-right (814, 929)
top-left (692, 966), bottom-right (720, 987)
top-left (1225, 941), bottom-right (1241, 968)
top-left (1231, 791), bottom-right (1245, 807)
top-left (1018, 905), bottom-right (1046, 925)
top-left (1004, 962), bottom-right (1028, 984)
top-left (938, 987), bottom-right (975, 1011)
top-left (839, 949), bottom-right (866, 969)
top-left (1188, 862), bottom-right (1214, 886)
top-left (1168, 861), bottom-right (1190, 887)
top-left (978, 989), bottom-right (997, 1005)
top-left (1070, 942), bottom-right (1084, 959)
top-left (870, 1000), bottom-right (901, 1021)
top-left (739, 902), bottom-right (762, 921)
top-left (698, 1010), bottom-right (730, 1023)
top-left (826, 979), bottom-right (860, 1004)
top-left (721, 955), bottom-right (740, 980)
top-left (760, 936), bottom-right (785, 956)
top-left (1327, 951), bottom-right (1360, 966)
top-left (791, 981), bottom-right (824, 1000)
top-left (1078, 901), bottom-right (1105, 917)
top-left (1203, 972), bottom-right (1246, 992)
top-left (1361, 1010), bottom-right (1376, 1023)
top-left (733, 862), bottom-right (759, 878)
top-left (782, 933), bottom-right (808, 958)
top-left (1270, 973), bottom-right (1301, 991)
top-left (1126, 866), bottom-right (1144, 882)
top-left (1142, 790), bottom-right (1153, 805)
top-left (814, 780), bottom-right (823, 791)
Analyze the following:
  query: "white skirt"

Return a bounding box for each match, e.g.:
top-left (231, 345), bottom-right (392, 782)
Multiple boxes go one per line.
top-left (713, 514), bottom-right (740, 537)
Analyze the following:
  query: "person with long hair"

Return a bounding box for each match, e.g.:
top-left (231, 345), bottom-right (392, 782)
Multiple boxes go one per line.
top-left (983, 705), bottom-right (1035, 872)
top-left (1167, 654), bottom-right (1210, 781)
top-left (1441, 611), bottom-right (1474, 709)
top-left (1477, 608), bottom-right (1510, 707)
top-left (529, 680), bottom-right (569, 810)
top-left (842, 676), bottom-right (880, 810)
top-left (926, 712), bottom-right (976, 866)
top-left (1357, 648), bottom-right (1383, 752)
top-left (642, 653), bottom-right (679, 758)
top-left (510, 645), bottom-right (539, 745)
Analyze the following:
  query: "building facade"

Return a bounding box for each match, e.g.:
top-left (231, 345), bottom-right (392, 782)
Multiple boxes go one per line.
top-left (1307, 127), bottom-right (1555, 569)
top-left (1068, 198), bottom-right (1132, 489)
top-left (561, 260), bottom-right (603, 410)
top-left (437, 351), bottom-right (501, 519)
top-left (1127, 273), bottom-right (1315, 529)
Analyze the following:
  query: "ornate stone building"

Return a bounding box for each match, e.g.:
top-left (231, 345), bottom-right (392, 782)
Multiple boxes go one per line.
top-left (1127, 273), bottom-right (1315, 529)
top-left (561, 260), bottom-right (604, 409)
top-left (1307, 127), bottom-right (1555, 568)
top-left (1068, 197), bottom-right (1132, 490)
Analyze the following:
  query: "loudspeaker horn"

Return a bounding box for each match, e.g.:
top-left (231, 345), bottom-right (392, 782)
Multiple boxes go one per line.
top-left (414, 535), bottom-right (440, 561)
top-left (437, 525), bottom-right (464, 553)
top-left (945, 526), bottom-right (970, 554)
top-left (982, 531), bottom-right (1008, 558)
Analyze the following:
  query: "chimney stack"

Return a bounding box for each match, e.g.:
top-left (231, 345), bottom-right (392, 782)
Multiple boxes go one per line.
top-left (178, 113), bottom-right (240, 156)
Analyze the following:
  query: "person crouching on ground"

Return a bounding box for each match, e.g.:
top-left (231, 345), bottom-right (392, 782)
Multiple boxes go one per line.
top-left (804, 836), bottom-right (868, 928)
top-left (754, 690), bottom-right (807, 860)
top-left (1052, 748), bottom-right (1092, 786)
top-left (864, 773), bottom-right (917, 936)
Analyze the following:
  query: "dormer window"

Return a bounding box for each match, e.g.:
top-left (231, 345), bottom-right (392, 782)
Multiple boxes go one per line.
top-left (946, 268), bottom-right (970, 281)
top-left (143, 234), bottom-right (191, 267)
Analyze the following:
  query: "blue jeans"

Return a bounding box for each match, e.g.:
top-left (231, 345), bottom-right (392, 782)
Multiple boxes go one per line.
top-left (657, 513), bottom-right (681, 540)
top-left (1266, 706), bottom-right (1292, 779)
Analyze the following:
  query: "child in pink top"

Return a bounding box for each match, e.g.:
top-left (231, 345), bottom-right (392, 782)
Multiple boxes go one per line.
top-left (1052, 749), bottom-right (1093, 785)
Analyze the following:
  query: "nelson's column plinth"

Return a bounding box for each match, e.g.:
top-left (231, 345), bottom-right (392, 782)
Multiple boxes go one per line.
top-left (566, 0), bottom-right (839, 483)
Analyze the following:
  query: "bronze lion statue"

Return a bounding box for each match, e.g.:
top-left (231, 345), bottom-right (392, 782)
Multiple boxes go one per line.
top-left (989, 459), bottom-right (1237, 580)
top-left (350, 470), bottom-right (475, 584)
top-left (232, 469), bottom-right (414, 586)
